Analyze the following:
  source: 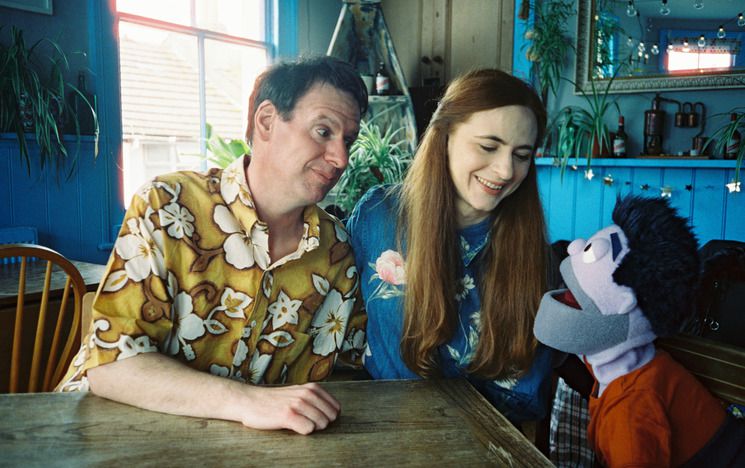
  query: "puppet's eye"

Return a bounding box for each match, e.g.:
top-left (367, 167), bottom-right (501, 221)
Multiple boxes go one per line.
top-left (582, 238), bottom-right (610, 263)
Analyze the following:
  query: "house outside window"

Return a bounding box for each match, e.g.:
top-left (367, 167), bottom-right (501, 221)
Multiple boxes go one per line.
top-left (116, 0), bottom-right (272, 204)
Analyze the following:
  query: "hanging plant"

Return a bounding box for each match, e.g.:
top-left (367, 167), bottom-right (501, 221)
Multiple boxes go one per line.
top-left (524, 0), bottom-right (575, 105)
top-left (0, 26), bottom-right (98, 178)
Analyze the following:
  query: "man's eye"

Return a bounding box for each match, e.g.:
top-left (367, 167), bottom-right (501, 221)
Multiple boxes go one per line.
top-left (344, 138), bottom-right (355, 150)
top-left (316, 127), bottom-right (330, 138)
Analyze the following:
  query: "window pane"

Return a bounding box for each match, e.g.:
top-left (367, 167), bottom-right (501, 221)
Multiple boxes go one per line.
top-left (195, 0), bottom-right (265, 40)
top-left (204, 39), bottom-right (268, 141)
top-left (119, 21), bottom-right (202, 203)
top-left (117, 0), bottom-right (192, 26)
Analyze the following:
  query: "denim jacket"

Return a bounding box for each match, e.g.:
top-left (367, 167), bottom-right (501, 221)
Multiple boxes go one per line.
top-left (347, 185), bottom-right (553, 423)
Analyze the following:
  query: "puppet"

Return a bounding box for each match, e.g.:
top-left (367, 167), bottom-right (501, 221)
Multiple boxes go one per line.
top-left (534, 195), bottom-right (744, 467)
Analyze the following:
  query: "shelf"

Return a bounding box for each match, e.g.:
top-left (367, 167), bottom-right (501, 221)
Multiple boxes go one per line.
top-left (535, 157), bottom-right (740, 169)
top-left (1, 132), bottom-right (97, 143)
top-left (368, 95), bottom-right (409, 103)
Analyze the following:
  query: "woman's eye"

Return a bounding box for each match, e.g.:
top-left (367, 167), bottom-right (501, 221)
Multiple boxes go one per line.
top-left (479, 145), bottom-right (496, 152)
top-left (514, 152), bottom-right (532, 162)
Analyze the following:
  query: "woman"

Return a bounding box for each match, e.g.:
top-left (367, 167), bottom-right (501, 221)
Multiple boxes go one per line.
top-left (346, 69), bottom-right (553, 424)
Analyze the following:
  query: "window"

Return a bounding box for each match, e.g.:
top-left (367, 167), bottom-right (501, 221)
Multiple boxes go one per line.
top-left (664, 37), bottom-right (739, 73)
top-left (116, 0), bottom-right (272, 204)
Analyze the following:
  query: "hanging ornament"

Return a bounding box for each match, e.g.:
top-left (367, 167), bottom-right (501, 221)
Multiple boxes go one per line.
top-left (626, 0), bottom-right (637, 17)
top-left (659, 0), bottom-right (670, 16)
top-left (651, 43), bottom-right (660, 55)
top-left (603, 174), bottom-right (614, 186)
top-left (693, 0), bottom-right (704, 10)
top-left (571, 164), bottom-right (578, 171)
top-left (717, 25), bottom-right (726, 39)
top-left (640, 183), bottom-right (650, 191)
top-left (698, 35), bottom-right (706, 48)
top-left (585, 169), bottom-right (595, 180)
top-left (738, 13), bottom-right (745, 27)
top-left (726, 181), bottom-right (741, 193)
top-left (660, 186), bottom-right (673, 198)
top-left (627, 36), bottom-right (634, 47)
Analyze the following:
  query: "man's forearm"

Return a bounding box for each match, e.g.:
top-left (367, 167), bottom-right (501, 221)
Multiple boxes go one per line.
top-left (86, 353), bottom-right (342, 434)
top-left (87, 353), bottom-right (242, 421)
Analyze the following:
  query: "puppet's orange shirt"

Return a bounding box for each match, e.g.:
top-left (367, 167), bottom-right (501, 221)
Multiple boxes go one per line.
top-left (587, 350), bottom-right (725, 467)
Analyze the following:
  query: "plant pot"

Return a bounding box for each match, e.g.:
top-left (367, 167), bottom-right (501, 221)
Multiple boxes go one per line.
top-left (591, 133), bottom-right (612, 158)
top-left (18, 91), bottom-right (34, 133)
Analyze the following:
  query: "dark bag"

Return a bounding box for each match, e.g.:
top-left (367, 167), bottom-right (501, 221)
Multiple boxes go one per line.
top-left (695, 240), bottom-right (745, 349)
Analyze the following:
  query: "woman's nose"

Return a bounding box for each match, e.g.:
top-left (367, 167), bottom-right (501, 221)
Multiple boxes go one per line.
top-left (490, 150), bottom-right (514, 181)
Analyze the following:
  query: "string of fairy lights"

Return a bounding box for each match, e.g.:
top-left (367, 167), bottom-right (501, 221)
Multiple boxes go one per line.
top-left (552, 161), bottom-right (742, 197)
top-left (621, 0), bottom-right (745, 64)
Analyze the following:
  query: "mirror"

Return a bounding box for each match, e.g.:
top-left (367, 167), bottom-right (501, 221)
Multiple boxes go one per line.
top-left (575, 0), bottom-right (745, 93)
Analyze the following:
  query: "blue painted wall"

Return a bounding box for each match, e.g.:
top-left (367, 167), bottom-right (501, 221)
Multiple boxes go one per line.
top-left (536, 158), bottom-right (744, 244)
top-left (514, 4), bottom-right (744, 244)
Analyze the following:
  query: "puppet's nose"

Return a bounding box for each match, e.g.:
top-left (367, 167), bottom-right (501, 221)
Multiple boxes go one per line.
top-left (567, 238), bottom-right (586, 256)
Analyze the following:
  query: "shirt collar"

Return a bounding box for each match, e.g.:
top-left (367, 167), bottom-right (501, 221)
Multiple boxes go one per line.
top-left (219, 156), bottom-right (323, 266)
top-left (459, 217), bottom-right (492, 266)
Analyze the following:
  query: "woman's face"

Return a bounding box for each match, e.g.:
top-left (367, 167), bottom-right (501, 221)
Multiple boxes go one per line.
top-left (447, 105), bottom-right (537, 227)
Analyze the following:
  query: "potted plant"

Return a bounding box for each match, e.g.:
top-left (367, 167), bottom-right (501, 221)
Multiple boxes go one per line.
top-left (542, 73), bottom-right (620, 178)
top-left (704, 109), bottom-right (744, 186)
top-left (327, 119), bottom-right (412, 217)
top-left (202, 123), bottom-right (250, 168)
top-left (0, 26), bottom-right (98, 177)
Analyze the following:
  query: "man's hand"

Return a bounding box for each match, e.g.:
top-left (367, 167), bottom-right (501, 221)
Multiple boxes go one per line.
top-left (238, 383), bottom-right (341, 434)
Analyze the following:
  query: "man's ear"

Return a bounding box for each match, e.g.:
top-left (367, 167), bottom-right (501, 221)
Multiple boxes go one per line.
top-left (253, 99), bottom-right (277, 142)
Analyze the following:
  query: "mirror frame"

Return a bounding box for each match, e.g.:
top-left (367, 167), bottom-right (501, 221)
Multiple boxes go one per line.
top-left (575, 0), bottom-right (745, 94)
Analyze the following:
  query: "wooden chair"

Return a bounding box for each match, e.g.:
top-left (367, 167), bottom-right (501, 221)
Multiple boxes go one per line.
top-left (1, 244), bottom-right (85, 393)
top-left (657, 334), bottom-right (745, 407)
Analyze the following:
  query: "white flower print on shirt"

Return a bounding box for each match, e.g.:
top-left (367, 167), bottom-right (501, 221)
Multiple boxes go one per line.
top-left (115, 212), bottom-right (166, 282)
top-left (212, 287), bottom-right (253, 320)
top-left (213, 204), bottom-right (270, 270)
top-left (309, 289), bottom-right (354, 356)
top-left (267, 290), bottom-right (301, 329)
top-left (163, 291), bottom-right (206, 360)
top-left (220, 161), bottom-right (253, 207)
top-left (246, 351), bottom-right (272, 384)
top-left (455, 274), bottom-right (475, 301)
top-left (159, 202), bottom-right (195, 239)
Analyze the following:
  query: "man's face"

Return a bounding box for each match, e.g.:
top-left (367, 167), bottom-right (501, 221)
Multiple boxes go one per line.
top-left (262, 83), bottom-right (360, 209)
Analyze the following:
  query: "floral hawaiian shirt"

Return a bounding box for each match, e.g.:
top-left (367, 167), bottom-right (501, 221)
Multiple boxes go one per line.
top-left (347, 185), bottom-right (553, 423)
top-left (57, 156), bottom-right (366, 392)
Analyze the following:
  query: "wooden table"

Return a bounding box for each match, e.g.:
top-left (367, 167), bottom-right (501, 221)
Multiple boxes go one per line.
top-left (0, 379), bottom-right (552, 466)
top-left (0, 259), bottom-right (106, 304)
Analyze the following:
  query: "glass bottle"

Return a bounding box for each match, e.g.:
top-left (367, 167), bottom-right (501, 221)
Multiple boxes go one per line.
top-left (613, 116), bottom-right (627, 157)
top-left (375, 61), bottom-right (391, 96)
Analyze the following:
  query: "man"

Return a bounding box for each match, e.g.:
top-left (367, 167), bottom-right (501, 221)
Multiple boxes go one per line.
top-left (57, 56), bottom-right (368, 435)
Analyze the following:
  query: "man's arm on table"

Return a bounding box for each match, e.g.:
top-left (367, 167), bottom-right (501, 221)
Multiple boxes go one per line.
top-left (87, 353), bottom-right (340, 435)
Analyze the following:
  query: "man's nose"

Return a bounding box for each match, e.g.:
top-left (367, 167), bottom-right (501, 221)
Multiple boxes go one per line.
top-left (325, 139), bottom-right (349, 170)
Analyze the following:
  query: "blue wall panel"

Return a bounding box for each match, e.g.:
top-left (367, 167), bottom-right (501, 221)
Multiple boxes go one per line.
top-left (538, 159), bottom-right (744, 246)
top-left (1, 136), bottom-right (112, 264)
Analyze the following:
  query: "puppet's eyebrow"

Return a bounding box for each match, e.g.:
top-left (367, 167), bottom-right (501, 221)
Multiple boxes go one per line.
top-left (610, 233), bottom-right (622, 260)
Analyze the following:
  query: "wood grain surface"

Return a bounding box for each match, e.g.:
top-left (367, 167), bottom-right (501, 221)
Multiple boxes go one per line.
top-left (0, 379), bottom-right (551, 466)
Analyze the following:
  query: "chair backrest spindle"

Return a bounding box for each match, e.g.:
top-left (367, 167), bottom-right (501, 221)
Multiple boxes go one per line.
top-left (2, 244), bottom-right (85, 393)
